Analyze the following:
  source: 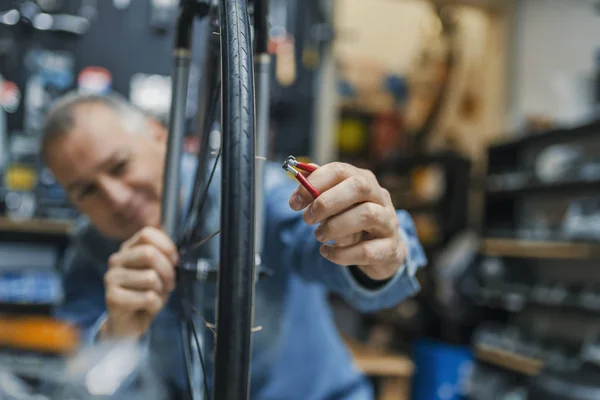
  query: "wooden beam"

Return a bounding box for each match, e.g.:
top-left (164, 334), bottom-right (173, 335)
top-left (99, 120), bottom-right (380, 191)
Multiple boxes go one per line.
top-left (476, 345), bottom-right (543, 376)
top-left (481, 238), bottom-right (600, 260)
top-left (0, 217), bottom-right (74, 235)
top-left (344, 338), bottom-right (414, 378)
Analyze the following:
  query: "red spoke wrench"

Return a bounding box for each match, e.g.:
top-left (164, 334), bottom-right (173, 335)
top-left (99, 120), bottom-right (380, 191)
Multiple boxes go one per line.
top-left (282, 155), bottom-right (321, 199)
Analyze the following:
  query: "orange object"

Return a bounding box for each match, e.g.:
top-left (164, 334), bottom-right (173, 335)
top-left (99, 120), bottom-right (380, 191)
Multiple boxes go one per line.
top-left (0, 316), bottom-right (80, 354)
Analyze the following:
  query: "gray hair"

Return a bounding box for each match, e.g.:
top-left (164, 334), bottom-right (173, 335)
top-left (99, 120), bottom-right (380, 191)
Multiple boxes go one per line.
top-left (40, 91), bottom-right (150, 160)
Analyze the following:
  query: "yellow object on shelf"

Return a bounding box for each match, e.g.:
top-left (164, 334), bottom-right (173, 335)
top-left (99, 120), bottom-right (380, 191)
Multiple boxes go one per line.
top-left (337, 118), bottom-right (367, 154)
top-left (4, 164), bottom-right (37, 191)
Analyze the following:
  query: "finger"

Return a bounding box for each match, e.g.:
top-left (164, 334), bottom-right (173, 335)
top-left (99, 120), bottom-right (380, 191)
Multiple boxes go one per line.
top-left (333, 233), bottom-right (362, 247)
top-left (105, 268), bottom-right (164, 294)
top-left (121, 227), bottom-right (179, 264)
top-left (380, 187), bottom-right (395, 209)
top-left (289, 162), bottom-right (360, 211)
top-left (314, 203), bottom-right (394, 242)
top-left (289, 166), bottom-right (319, 210)
top-left (320, 237), bottom-right (397, 268)
top-left (302, 173), bottom-right (386, 225)
top-left (105, 285), bottom-right (163, 315)
top-left (109, 245), bottom-right (175, 291)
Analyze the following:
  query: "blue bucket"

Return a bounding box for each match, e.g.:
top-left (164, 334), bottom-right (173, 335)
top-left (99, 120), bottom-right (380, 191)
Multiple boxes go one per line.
top-left (411, 339), bottom-right (474, 400)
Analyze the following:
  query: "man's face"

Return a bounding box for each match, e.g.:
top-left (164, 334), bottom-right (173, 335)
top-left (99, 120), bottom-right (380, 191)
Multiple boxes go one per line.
top-left (45, 103), bottom-right (167, 241)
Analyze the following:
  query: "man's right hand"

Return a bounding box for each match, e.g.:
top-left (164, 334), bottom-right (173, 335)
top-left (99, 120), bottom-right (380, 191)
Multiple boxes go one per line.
top-left (101, 227), bottom-right (179, 339)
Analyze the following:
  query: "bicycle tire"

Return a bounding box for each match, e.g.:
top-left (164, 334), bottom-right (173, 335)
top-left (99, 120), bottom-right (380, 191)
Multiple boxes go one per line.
top-left (213, 0), bottom-right (256, 398)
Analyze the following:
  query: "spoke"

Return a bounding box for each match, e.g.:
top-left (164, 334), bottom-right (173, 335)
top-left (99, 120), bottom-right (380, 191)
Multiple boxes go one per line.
top-left (179, 80), bottom-right (222, 247)
top-left (179, 148), bottom-right (222, 247)
top-left (191, 305), bottom-right (217, 335)
top-left (188, 319), bottom-right (210, 399)
top-left (188, 229), bottom-right (221, 251)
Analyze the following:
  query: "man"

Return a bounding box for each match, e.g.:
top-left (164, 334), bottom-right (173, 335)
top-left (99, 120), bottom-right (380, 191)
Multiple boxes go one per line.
top-left (43, 92), bottom-right (426, 399)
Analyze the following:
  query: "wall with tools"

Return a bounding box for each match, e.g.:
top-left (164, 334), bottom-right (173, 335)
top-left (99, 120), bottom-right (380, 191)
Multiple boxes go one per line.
top-left (0, 0), bottom-right (196, 219)
top-left (0, 2), bottom-right (191, 390)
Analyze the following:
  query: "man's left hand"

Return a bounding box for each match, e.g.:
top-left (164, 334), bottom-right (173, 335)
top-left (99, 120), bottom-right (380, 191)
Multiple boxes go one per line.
top-left (289, 162), bottom-right (406, 281)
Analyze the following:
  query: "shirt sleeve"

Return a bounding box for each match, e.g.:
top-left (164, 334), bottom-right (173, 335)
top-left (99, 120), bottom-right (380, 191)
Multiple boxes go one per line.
top-left (53, 244), bottom-right (109, 345)
top-left (264, 163), bottom-right (427, 312)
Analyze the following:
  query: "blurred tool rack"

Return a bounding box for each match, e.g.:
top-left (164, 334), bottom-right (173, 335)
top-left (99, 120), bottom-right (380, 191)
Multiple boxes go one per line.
top-left (0, 215), bottom-right (75, 391)
top-left (376, 151), bottom-right (471, 254)
top-left (468, 120), bottom-right (600, 399)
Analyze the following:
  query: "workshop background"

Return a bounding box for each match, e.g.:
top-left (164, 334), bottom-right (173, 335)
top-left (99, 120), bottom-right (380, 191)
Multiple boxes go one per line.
top-left (2, 0), bottom-right (600, 399)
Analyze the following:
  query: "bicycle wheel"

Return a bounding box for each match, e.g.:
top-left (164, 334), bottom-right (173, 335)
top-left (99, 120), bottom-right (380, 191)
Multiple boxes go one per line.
top-left (213, 0), bottom-right (256, 399)
top-left (165, 0), bottom-right (257, 398)
top-left (182, 1), bottom-right (257, 399)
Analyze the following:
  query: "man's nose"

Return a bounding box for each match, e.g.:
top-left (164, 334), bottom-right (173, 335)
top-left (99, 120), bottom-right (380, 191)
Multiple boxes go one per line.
top-left (98, 176), bottom-right (131, 208)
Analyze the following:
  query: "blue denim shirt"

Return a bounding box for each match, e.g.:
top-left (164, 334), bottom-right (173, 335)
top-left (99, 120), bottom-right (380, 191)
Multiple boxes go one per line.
top-left (55, 155), bottom-right (427, 399)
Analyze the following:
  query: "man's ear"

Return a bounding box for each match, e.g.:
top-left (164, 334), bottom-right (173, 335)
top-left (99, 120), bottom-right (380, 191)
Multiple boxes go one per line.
top-left (148, 118), bottom-right (168, 143)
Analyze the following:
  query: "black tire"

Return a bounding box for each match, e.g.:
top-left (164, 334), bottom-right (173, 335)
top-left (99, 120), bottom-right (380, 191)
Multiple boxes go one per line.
top-left (213, 0), bottom-right (256, 399)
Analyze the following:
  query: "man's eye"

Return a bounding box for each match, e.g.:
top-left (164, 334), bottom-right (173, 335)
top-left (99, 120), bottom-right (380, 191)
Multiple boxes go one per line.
top-left (76, 185), bottom-right (98, 201)
top-left (110, 160), bottom-right (128, 176)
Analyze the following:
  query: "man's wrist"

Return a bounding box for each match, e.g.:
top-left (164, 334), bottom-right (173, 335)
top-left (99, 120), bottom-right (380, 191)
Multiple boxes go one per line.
top-left (97, 317), bottom-right (143, 341)
top-left (348, 265), bottom-right (393, 290)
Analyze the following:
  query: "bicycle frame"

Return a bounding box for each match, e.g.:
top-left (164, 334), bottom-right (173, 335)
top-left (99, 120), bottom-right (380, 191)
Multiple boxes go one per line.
top-left (162, 0), bottom-right (271, 399)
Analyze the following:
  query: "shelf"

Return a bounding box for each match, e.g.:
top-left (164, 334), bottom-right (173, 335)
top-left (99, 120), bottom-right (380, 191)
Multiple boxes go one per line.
top-left (344, 338), bottom-right (414, 378)
top-left (0, 352), bottom-right (65, 381)
top-left (475, 345), bottom-right (543, 376)
top-left (481, 238), bottom-right (600, 260)
top-left (475, 288), bottom-right (600, 315)
top-left (486, 178), bottom-right (600, 198)
top-left (0, 217), bottom-right (74, 236)
top-left (488, 120), bottom-right (600, 153)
